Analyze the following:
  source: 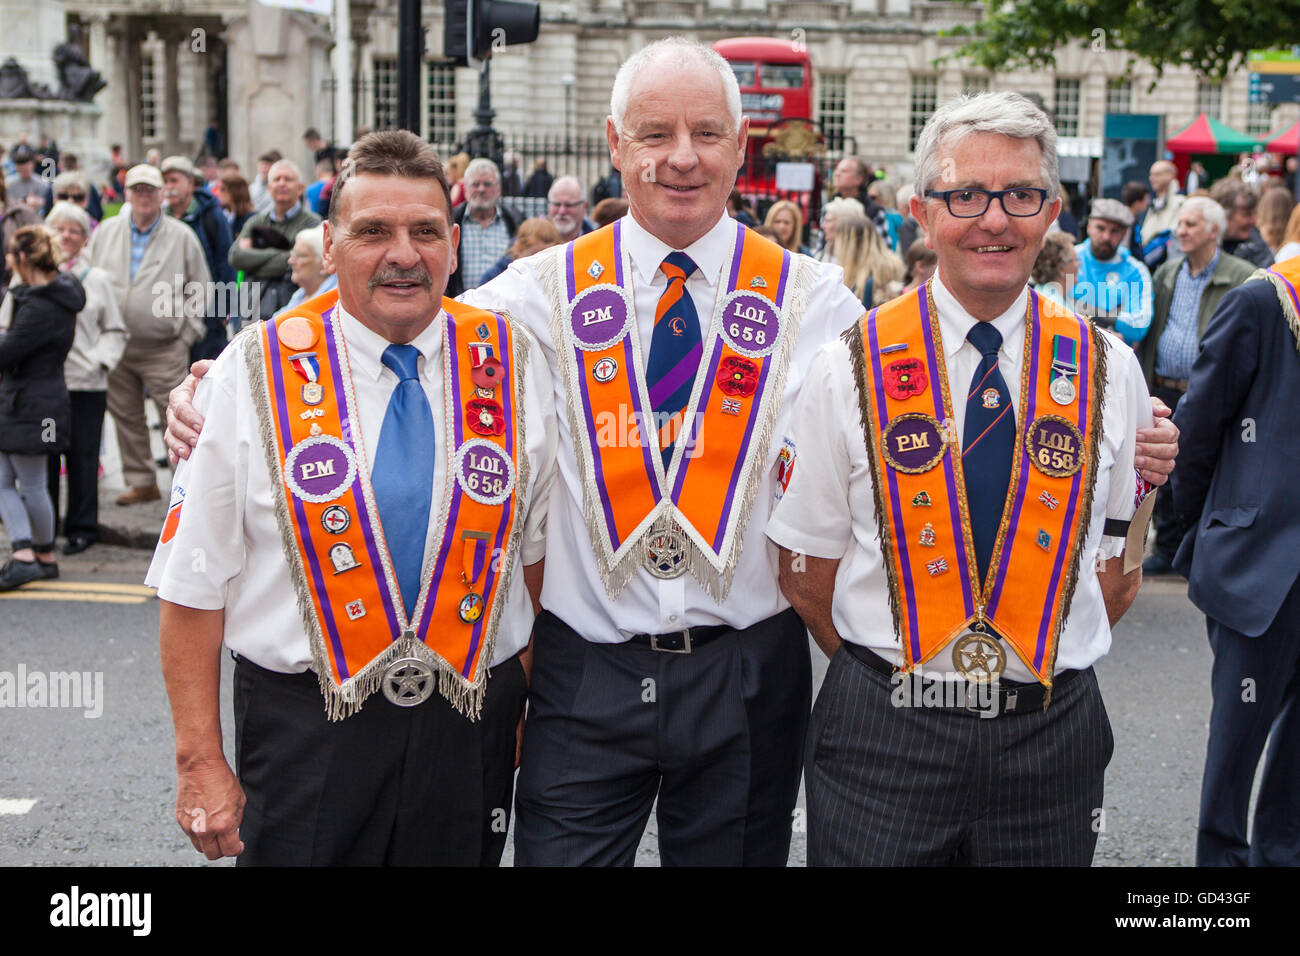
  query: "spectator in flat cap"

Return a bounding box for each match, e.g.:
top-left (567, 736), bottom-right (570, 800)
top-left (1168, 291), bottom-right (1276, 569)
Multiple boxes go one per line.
top-left (1072, 197), bottom-right (1153, 344)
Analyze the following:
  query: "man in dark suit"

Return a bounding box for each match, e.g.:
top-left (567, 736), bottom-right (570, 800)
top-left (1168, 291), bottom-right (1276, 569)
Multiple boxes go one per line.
top-left (1172, 257), bottom-right (1300, 866)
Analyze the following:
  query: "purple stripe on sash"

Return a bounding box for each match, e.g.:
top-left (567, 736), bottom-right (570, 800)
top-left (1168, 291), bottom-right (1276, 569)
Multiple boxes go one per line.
top-left (614, 220), bottom-right (624, 286)
top-left (323, 312), bottom-right (401, 639)
top-left (424, 314), bottom-right (467, 638)
top-left (727, 223), bottom-right (745, 290)
top-left (918, 292), bottom-right (975, 617)
top-left (647, 341), bottom-right (703, 407)
top-left (986, 297), bottom-right (1037, 617)
top-left (462, 536), bottom-right (491, 677)
top-left (712, 363), bottom-right (767, 552)
top-left (1034, 308), bottom-right (1090, 670)
top-left (1270, 267), bottom-right (1300, 314)
top-left (868, 308), bottom-right (923, 662)
top-left (269, 316), bottom-right (350, 675)
top-left (463, 312), bottom-right (516, 673)
top-left (566, 241), bottom-right (577, 300)
top-left (773, 249), bottom-right (791, 309)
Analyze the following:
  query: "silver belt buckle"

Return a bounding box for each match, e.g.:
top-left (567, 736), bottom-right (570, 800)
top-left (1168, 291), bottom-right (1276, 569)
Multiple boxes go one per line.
top-left (650, 629), bottom-right (693, 654)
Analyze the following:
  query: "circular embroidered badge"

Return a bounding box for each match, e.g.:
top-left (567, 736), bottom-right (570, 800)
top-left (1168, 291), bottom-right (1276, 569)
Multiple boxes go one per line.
top-left (1026, 414), bottom-right (1085, 477)
top-left (720, 290), bottom-right (782, 358)
top-left (455, 438), bottom-right (515, 506)
top-left (284, 435), bottom-right (357, 503)
top-left (883, 357), bottom-right (929, 400)
top-left (881, 414), bottom-right (947, 474)
top-left (716, 355), bottom-right (759, 397)
top-left (568, 284), bottom-right (633, 352)
top-left (466, 397), bottom-right (506, 436)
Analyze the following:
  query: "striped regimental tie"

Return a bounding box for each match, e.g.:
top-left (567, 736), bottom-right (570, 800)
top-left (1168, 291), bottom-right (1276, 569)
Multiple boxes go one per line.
top-left (962, 321), bottom-right (1015, 584)
top-left (646, 251), bottom-right (703, 470)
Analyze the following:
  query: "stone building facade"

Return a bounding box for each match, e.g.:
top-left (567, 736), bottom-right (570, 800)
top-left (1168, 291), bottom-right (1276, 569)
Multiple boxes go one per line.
top-left (63, 0), bottom-right (1297, 187)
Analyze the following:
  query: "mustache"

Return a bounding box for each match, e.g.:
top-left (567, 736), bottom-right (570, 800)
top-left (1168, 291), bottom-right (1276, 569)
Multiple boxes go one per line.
top-left (368, 265), bottom-right (433, 291)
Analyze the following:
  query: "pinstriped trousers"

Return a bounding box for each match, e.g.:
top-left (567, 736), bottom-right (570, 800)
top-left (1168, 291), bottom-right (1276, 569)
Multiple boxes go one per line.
top-left (806, 645), bottom-right (1114, 866)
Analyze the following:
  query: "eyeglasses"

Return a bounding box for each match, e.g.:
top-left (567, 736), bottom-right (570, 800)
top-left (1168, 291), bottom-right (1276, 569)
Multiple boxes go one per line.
top-left (56, 192), bottom-right (86, 201)
top-left (548, 200), bottom-right (584, 210)
top-left (926, 187), bottom-right (1049, 218)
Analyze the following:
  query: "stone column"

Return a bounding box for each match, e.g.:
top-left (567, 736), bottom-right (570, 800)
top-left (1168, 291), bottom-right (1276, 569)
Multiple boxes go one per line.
top-left (163, 31), bottom-right (182, 156)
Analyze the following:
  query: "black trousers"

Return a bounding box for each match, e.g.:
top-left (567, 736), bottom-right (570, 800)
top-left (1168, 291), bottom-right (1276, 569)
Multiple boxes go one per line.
top-left (806, 647), bottom-right (1113, 866)
top-left (1197, 579), bottom-right (1300, 866)
top-left (46, 390), bottom-right (107, 542)
top-left (1150, 383), bottom-right (1187, 562)
top-left (233, 653), bottom-right (526, 866)
top-left (513, 608), bottom-right (811, 866)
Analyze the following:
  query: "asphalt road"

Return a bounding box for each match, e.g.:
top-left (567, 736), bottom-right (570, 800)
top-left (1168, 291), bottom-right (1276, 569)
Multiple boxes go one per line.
top-left (0, 561), bottom-right (1225, 867)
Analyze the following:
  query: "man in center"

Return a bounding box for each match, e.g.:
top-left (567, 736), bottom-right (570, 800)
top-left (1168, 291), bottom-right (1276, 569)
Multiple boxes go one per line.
top-left (768, 92), bottom-right (1158, 865)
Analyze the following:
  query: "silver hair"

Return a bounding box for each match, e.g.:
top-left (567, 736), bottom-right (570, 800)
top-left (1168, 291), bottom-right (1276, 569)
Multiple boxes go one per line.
top-left (610, 37), bottom-right (741, 135)
top-left (1180, 195), bottom-right (1228, 239)
top-left (548, 174), bottom-right (586, 201)
top-left (464, 157), bottom-right (500, 183)
top-left (52, 170), bottom-right (90, 196)
top-left (45, 200), bottom-right (91, 237)
top-left (269, 158), bottom-right (303, 183)
top-left (913, 91), bottom-right (1059, 201)
top-left (293, 223), bottom-right (325, 261)
top-left (822, 197), bottom-right (866, 222)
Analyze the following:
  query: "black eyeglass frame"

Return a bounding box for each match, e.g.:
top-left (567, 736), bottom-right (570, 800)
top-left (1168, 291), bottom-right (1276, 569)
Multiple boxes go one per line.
top-left (925, 187), bottom-right (1051, 218)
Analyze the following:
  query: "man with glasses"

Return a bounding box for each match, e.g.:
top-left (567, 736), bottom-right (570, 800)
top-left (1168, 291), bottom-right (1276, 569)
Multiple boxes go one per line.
top-left (545, 175), bottom-right (595, 244)
top-left (447, 158), bottom-right (521, 297)
top-left (768, 91), bottom-right (1171, 866)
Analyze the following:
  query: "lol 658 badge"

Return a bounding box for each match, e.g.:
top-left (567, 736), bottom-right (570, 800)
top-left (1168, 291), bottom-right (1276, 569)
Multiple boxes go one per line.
top-left (883, 358), bottom-right (928, 400)
top-left (455, 438), bottom-right (515, 506)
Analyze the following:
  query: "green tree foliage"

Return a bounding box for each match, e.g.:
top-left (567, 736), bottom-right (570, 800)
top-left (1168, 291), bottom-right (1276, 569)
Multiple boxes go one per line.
top-left (946, 1), bottom-right (1299, 80)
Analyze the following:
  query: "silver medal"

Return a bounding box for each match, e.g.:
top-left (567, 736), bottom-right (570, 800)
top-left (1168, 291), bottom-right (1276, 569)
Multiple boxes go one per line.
top-left (643, 518), bottom-right (688, 579)
top-left (382, 658), bottom-right (435, 707)
top-left (1049, 375), bottom-right (1076, 406)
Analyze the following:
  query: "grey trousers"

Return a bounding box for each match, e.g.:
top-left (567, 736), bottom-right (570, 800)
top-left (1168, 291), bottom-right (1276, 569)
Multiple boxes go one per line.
top-left (106, 338), bottom-right (189, 489)
top-left (0, 452), bottom-right (55, 547)
top-left (807, 646), bottom-right (1113, 866)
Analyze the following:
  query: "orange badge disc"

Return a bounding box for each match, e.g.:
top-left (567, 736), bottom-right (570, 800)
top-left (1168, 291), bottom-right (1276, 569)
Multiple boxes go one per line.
top-left (279, 316), bottom-right (318, 352)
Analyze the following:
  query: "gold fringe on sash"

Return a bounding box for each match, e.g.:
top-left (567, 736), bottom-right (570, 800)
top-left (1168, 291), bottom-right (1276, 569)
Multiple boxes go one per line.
top-left (841, 319), bottom-right (904, 642)
top-left (1253, 267), bottom-right (1300, 352)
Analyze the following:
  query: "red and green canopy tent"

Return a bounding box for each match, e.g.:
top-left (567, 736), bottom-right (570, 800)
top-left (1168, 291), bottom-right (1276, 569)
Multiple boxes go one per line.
top-left (1165, 113), bottom-right (1264, 154)
top-left (1262, 121), bottom-right (1299, 155)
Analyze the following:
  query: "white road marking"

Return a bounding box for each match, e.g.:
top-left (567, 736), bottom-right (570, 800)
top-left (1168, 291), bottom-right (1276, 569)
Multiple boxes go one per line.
top-left (0, 798), bottom-right (37, 815)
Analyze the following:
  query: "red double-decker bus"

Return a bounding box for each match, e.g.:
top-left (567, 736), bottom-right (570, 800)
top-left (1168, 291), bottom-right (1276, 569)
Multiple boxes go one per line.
top-left (713, 37), bottom-right (822, 223)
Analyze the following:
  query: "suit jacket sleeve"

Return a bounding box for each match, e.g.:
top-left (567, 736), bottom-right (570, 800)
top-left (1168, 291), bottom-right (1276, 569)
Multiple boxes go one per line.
top-left (1170, 280), bottom-right (1265, 529)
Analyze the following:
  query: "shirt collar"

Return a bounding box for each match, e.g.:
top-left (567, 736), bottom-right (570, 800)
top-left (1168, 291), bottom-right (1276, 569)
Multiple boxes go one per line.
top-left (931, 267), bottom-right (1028, 362)
top-left (272, 200), bottom-right (302, 223)
top-left (130, 212), bottom-right (162, 237)
top-left (1184, 248), bottom-right (1220, 279)
top-left (622, 212), bottom-right (733, 287)
top-left (336, 301), bottom-right (444, 384)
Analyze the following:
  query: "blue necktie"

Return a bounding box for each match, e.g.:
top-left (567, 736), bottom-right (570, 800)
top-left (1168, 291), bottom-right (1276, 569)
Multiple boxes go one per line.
top-left (962, 322), bottom-right (1014, 584)
top-left (372, 344), bottom-right (435, 619)
top-left (646, 252), bottom-right (703, 470)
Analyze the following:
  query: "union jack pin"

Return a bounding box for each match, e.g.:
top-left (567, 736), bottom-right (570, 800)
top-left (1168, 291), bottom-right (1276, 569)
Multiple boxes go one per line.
top-left (925, 556), bottom-right (949, 577)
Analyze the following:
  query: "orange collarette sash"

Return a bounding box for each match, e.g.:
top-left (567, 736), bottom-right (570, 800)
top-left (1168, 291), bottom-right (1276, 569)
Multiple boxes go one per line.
top-left (1257, 257), bottom-right (1300, 351)
top-left (244, 290), bottom-right (526, 719)
top-left (542, 220), bottom-right (812, 598)
top-left (848, 282), bottom-right (1106, 687)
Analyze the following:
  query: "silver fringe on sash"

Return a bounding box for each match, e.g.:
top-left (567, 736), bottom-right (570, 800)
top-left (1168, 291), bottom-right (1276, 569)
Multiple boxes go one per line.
top-left (1253, 267), bottom-right (1300, 352)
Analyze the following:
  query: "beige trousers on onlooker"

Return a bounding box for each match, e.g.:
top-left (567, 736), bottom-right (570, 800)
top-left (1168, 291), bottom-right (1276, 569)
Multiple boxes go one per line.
top-left (107, 338), bottom-right (190, 489)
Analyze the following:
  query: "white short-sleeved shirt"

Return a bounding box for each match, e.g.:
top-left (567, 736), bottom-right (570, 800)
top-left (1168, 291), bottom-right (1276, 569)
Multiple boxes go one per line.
top-left (765, 269), bottom-right (1152, 682)
top-left (461, 213), bottom-right (868, 641)
top-left (145, 304), bottom-right (557, 672)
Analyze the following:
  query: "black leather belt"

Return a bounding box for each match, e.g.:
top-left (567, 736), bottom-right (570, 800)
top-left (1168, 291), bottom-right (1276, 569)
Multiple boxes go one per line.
top-left (1154, 374), bottom-right (1189, 392)
top-left (627, 623), bottom-right (732, 653)
top-left (840, 641), bottom-right (1083, 717)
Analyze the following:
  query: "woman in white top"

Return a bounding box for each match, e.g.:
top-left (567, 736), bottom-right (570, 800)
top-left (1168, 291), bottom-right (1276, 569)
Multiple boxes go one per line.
top-left (45, 201), bottom-right (127, 553)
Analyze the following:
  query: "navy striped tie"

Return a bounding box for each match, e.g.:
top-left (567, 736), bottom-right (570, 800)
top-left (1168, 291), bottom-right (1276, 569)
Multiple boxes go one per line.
top-left (962, 322), bottom-right (1014, 583)
top-left (646, 252), bottom-right (702, 470)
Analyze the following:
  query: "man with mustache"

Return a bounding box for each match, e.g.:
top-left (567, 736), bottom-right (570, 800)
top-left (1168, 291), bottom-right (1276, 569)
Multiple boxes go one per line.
top-left (146, 131), bottom-right (556, 865)
top-left (1072, 198), bottom-right (1153, 345)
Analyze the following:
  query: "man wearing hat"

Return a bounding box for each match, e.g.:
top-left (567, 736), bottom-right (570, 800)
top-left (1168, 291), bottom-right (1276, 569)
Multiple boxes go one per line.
top-left (1072, 197), bottom-right (1154, 346)
top-left (162, 156), bottom-right (235, 362)
top-left (86, 164), bottom-right (210, 505)
top-left (5, 144), bottom-right (49, 210)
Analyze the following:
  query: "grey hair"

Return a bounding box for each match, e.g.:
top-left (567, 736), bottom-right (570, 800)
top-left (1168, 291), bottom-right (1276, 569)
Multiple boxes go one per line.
top-left (269, 158), bottom-right (303, 183)
top-left (45, 200), bottom-right (91, 237)
top-left (913, 92), bottom-right (1059, 201)
top-left (293, 223), bottom-right (325, 261)
top-left (464, 157), bottom-right (500, 182)
top-left (52, 170), bottom-right (89, 196)
top-left (548, 174), bottom-right (586, 201)
top-left (822, 197), bottom-right (866, 222)
top-left (1180, 195), bottom-right (1228, 239)
top-left (610, 37), bottom-right (741, 135)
